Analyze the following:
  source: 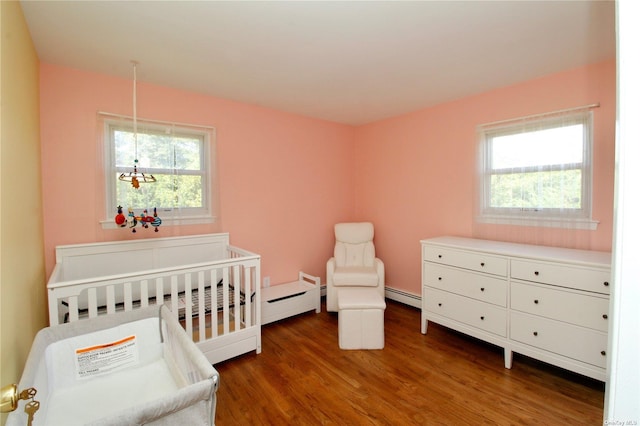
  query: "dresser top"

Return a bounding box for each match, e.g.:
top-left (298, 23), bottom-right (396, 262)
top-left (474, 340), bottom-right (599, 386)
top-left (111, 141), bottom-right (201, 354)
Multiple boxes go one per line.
top-left (421, 236), bottom-right (611, 268)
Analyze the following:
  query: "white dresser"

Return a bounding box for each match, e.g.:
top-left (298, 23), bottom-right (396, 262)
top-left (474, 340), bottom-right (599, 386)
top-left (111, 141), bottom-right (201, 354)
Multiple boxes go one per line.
top-left (421, 236), bottom-right (611, 381)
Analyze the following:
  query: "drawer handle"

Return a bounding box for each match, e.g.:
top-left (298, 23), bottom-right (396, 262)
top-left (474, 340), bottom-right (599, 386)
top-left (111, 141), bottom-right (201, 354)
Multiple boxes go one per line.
top-left (533, 331), bottom-right (538, 336)
top-left (438, 303), bottom-right (442, 307)
top-left (534, 271), bottom-right (539, 276)
top-left (480, 316), bottom-right (485, 320)
top-left (438, 277), bottom-right (442, 281)
top-left (480, 262), bottom-right (485, 267)
top-left (480, 287), bottom-right (485, 292)
top-left (603, 314), bottom-right (608, 319)
top-left (534, 299), bottom-right (539, 304)
top-left (604, 281), bottom-right (609, 287)
top-left (438, 254), bottom-right (442, 259)
top-left (601, 350), bottom-right (606, 356)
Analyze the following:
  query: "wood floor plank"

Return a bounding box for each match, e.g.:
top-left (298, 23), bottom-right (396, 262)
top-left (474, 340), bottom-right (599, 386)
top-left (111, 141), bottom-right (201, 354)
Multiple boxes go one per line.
top-left (214, 300), bottom-right (604, 425)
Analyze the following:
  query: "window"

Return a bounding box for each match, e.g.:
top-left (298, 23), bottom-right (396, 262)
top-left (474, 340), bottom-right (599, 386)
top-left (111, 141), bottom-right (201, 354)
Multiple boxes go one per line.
top-left (477, 109), bottom-right (597, 229)
top-left (103, 115), bottom-right (216, 227)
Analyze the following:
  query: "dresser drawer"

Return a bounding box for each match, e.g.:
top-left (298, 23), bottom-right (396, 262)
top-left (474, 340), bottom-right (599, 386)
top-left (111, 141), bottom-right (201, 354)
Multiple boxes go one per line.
top-left (511, 281), bottom-right (609, 331)
top-left (424, 288), bottom-right (507, 336)
top-left (424, 263), bottom-right (507, 307)
top-left (510, 259), bottom-right (610, 294)
top-left (423, 245), bottom-right (507, 277)
top-left (510, 311), bottom-right (608, 368)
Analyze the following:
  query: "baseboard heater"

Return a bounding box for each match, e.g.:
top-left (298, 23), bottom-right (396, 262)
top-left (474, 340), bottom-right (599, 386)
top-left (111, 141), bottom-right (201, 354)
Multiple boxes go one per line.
top-left (384, 287), bottom-right (421, 309)
top-left (320, 285), bottom-right (421, 309)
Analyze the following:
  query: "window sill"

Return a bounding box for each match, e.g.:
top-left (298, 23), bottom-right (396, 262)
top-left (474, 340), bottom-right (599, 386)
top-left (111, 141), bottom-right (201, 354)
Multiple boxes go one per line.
top-left (476, 215), bottom-right (599, 230)
top-left (100, 215), bottom-right (216, 230)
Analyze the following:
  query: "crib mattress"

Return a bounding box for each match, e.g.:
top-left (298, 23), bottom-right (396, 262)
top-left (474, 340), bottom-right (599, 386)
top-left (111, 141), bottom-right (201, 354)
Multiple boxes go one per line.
top-left (62, 280), bottom-right (247, 323)
top-left (7, 306), bottom-right (219, 426)
top-left (46, 358), bottom-right (178, 425)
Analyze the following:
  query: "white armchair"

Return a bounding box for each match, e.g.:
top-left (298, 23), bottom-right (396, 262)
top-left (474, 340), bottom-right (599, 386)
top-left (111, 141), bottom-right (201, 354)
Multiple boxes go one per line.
top-left (326, 222), bottom-right (385, 312)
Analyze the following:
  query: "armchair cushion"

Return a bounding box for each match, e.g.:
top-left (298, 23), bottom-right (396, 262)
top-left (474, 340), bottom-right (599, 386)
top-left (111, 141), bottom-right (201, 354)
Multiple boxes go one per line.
top-left (333, 266), bottom-right (379, 287)
top-left (334, 222), bottom-right (376, 268)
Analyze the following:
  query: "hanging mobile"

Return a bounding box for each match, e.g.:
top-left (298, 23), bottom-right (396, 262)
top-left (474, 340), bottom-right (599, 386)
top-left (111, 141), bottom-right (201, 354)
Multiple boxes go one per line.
top-left (114, 61), bottom-right (161, 232)
top-left (118, 61), bottom-right (156, 188)
top-left (120, 206), bottom-right (161, 233)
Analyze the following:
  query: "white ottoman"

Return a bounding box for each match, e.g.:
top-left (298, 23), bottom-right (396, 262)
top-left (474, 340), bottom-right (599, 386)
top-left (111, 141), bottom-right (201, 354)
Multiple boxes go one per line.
top-left (338, 288), bottom-right (386, 350)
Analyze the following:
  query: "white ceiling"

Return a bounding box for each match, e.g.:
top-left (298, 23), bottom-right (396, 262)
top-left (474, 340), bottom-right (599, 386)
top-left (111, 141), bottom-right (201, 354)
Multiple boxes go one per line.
top-left (20, 1), bottom-right (616, 126)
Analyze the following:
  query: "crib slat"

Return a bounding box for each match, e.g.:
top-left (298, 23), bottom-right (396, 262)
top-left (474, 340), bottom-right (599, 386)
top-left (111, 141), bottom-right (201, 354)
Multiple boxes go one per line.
top-left (106, 286), bottom-right (115, 315)
top-left (68, 297), bottom-right (79, 322)
top-left (212, 269), bottom-right (220, 337)
top-left (233, 265), bottom-right (240, 331)
top-left (198, 271), bottom-right (206, 342)
top-left (88, 288), bottom-right (98, 319)
top-left (252, 265), bottom-right (258, 326)
top-left (169, 276), bottom-right (178, 318)
top-left (244, 265), bottom-right (252, 326)
top-left (255, 260), bottom-right (262, 354)
top-left (156, 278), bottom-right (165, 308)
top-left (49, 291), bottom-right (61, 325)
top-left (223, 267), bottom-right (230, 335)
top-left (185, 274), bottom-right (193, 338)
top-left (140, 280), bottom-right (149, 308)
top-left (124, 282), bottom-right (133, 312)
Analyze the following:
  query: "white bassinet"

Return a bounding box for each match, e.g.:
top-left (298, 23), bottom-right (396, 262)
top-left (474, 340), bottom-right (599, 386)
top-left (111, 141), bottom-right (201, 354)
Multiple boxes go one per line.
top-left (6, 305), bottom-right (219, 426)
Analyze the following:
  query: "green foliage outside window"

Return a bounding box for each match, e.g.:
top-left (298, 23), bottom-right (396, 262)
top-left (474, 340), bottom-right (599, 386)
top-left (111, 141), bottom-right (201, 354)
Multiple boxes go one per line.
top-left (490, 169), bottom-right (582, 210)
top-left (114, 128), bottom-right (205, 211)
top-left (115, 174), bottom-right (202, 210)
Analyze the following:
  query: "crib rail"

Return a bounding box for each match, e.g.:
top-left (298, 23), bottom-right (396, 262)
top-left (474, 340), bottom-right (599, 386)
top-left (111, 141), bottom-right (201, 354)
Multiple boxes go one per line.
top-left (48, 249), bottom-right (261, 347)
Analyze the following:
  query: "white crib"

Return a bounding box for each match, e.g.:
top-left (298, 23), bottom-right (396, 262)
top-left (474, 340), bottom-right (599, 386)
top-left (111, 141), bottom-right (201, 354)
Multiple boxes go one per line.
top-left (46, 233), bottom-right (261, 364)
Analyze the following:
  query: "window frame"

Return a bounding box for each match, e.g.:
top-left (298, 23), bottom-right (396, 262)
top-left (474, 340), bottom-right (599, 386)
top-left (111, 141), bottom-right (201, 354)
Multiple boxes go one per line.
top-left (102, 116), bottom-right (216, 228)
top-left (477, 109), bottom-right (598, 230)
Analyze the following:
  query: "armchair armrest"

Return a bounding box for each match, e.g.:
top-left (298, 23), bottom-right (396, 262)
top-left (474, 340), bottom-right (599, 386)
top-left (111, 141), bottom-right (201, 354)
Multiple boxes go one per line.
top-left (374, 258), bottom-right (385, 287)
top-left (326, 257), bottom-right (336, 287)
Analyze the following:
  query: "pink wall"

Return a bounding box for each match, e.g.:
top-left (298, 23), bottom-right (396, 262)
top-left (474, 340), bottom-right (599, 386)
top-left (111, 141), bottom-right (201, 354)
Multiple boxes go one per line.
top-left (354, 60), bottom-right (616, 295)
top-left (40, 63), bottom-right (356, 283)
top-left (40, 60), bottom-right (616, 297)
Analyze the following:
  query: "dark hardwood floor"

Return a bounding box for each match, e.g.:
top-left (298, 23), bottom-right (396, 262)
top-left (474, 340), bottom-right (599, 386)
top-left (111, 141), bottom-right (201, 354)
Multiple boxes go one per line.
top-left (214, 300), bottom-right (604, 425)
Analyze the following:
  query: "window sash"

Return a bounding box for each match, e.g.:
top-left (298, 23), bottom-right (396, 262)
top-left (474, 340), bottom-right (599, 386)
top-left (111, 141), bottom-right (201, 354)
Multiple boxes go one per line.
top-left (104, 117), bottom-right (213, 220)
top-left (111, 125), bottom-right (206, 171)
top-left (114, 166), bottom-right (206, 176)
top-left (478, 110), bottom-right (593, 223)
top-left (489, 162), bottom-right (583, 175)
